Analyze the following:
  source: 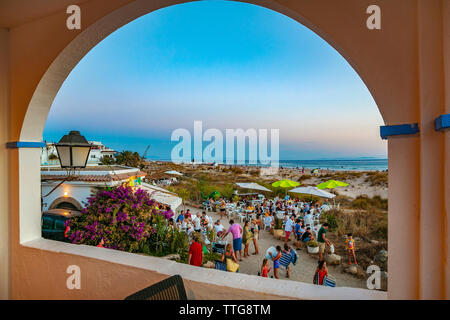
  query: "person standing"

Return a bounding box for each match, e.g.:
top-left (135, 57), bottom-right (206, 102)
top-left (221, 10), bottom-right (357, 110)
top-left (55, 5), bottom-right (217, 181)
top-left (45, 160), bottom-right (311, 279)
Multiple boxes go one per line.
top-left (242, 220), bottom-right (253, 258)
top-left (284, 215), bottom-right (295, 244)
top-left (188, 236), bottom-right (203, 267)
top-left (221, 219), bottom-right (243, 261)
top-left (251, 218), bottom-right (260, 255)
top-left (294, 218), bottom-right (304, 250)
top-left (269, 245), bottom-right (282, 279)
top-left (345, 233), bottom-right (358, 265)
top-left (317, 223), bottom-right (331, 262)
top-left (214, 219), bottom-right (225, 238)
top-left (176, 210), bottom-right (185, 224)
top-left (193, 215), bottom-right (202, 233)
top-left (220, 198), bottom-right (227, 217)
top-left (260, 258), bottom-right (271, 278)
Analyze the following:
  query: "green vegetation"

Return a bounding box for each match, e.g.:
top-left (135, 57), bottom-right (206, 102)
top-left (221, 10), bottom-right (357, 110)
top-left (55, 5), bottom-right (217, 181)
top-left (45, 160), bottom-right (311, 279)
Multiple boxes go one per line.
top-left (350, 195), bottom-right (387, 211)
top-left (320, 208), bottom-right (387, 240)
top-left (100, 150), bottom-right (145, 168)
top-left (364, 171), bottom-right (388, 187)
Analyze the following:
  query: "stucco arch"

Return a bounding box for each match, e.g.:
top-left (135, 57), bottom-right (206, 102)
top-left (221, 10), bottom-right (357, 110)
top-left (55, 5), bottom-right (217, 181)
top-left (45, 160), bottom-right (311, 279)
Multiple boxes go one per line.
top-left (48, 196), bottom-right (83, 211)
top-left (19, 0), bottom-right (419, 142)
top-left (4, 0), bottom-right (449, 300)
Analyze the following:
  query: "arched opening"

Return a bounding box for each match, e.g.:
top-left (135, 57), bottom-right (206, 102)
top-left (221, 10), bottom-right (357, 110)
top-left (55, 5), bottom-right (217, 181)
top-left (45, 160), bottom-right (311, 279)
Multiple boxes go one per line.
top-left (48, 197), bottom-right (83, 211)
top-left (14, 0), bottom-right (397, 300)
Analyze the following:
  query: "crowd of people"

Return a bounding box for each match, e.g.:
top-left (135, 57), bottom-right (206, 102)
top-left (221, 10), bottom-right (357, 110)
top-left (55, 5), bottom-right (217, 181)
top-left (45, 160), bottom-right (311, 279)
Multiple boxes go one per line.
top-left (181, 195), bottom-right (357, 288)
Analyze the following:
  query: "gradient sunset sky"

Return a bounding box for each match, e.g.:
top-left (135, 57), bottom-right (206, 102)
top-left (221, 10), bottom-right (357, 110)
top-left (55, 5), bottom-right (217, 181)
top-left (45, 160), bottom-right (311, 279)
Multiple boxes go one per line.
top-left (43, 0), bottom-right (387, 161)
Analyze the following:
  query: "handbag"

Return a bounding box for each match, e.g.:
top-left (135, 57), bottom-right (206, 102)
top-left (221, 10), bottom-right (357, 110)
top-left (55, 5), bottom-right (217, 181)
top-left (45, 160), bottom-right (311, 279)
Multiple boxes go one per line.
top-left (226, 258), bottom-right (239, 272)
top-left (215, 260), bottom-right (227, 271)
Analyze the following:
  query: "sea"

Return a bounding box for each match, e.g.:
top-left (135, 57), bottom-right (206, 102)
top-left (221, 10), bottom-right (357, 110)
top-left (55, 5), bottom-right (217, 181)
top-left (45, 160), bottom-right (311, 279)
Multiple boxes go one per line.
top-left (148, 158), bottom-right (388, 172)
top-left (276, 159), bottom-right (388, 171)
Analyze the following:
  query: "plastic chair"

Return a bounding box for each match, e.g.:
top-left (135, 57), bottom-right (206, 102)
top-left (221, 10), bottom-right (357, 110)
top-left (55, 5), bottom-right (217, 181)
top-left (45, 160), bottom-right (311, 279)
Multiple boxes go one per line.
top-left (124, 275), bottom-right (188, 300)
top-left (263, 217), bottom-right (272, 230)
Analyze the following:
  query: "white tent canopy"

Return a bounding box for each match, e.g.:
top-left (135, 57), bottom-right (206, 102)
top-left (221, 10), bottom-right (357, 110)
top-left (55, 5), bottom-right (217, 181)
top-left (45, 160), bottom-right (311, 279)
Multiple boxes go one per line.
top-left (289, 186), bottom-right (336, 199)
top-left (164, 170), bottom-right (183, 176)
top-left (140, 183), bottom-right (182, 211)
top-left (235, 182), bottom-right (272, 192)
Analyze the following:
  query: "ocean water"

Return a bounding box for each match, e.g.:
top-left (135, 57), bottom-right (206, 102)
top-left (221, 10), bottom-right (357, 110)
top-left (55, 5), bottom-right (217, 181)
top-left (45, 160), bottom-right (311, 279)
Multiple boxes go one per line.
top-left (152, 158), bottom-right (388, 171)
top-left (277, 159), bottom-right (388, 171)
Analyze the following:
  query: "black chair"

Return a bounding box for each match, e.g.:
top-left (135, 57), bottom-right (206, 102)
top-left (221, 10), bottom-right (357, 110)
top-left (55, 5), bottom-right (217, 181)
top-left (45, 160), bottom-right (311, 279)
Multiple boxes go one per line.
top-left (124, 275), bottom-right (188, 300)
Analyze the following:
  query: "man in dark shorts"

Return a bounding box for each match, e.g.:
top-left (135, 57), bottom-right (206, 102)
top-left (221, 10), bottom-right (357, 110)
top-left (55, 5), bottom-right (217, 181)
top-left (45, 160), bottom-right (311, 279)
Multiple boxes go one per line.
top-left (219, 198), bottom-right (226, 217)
top-left (294, 218), bottom-right (304, 250)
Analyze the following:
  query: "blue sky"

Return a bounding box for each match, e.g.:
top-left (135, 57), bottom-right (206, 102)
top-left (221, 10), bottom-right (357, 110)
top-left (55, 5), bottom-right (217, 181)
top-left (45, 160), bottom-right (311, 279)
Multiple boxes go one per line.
top-left (43, 0), bottom-right (387, 160)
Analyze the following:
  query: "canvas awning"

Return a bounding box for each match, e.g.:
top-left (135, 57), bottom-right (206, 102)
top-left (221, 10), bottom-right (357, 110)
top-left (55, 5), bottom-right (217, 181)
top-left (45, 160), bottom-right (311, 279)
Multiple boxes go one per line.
top-left (140, 183), bottom-right (182, 211)
top-left (235, 182), bottom-right (272, 192)
top-left (289, 186), bottom-right (336, 199)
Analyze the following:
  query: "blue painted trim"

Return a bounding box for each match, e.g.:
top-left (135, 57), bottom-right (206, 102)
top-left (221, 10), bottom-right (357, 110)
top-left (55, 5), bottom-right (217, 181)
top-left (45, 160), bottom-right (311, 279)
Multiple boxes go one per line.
top-left (434, 114), bottom-right (450, 131)
top-left (380, 123), bottom-right (419, 140)
top-left (6, 141), bottom-right (46, 149)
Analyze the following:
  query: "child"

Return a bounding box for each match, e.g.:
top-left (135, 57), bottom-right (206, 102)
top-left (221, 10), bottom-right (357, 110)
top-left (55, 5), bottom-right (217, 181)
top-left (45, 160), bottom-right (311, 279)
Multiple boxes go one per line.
top-left (260, 258), bottom-right (271, 278)
top-left (313, 260), bottom-right (328, 285)
top-left (269, 245), bottom-right (282, 279)
top-left (345, 233), bottom-right (357, 265)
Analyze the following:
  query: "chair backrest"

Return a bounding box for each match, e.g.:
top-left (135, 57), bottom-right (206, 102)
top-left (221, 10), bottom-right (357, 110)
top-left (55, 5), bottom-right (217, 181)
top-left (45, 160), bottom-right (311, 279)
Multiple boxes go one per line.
top-left (124, 275), bottom-right (188, 300)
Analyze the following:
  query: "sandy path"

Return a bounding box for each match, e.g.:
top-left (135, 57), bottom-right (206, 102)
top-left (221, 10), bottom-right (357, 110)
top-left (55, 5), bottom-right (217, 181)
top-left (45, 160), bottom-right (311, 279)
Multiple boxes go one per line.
top-left (186, 206), bottom-right (368, 290)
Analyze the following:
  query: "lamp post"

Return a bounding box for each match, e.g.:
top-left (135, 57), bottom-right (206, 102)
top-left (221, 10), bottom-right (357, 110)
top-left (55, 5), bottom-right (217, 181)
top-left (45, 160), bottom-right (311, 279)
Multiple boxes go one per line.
top-left (41, 131), bottom-right (92, 209)
top-left (55, 130), bottom-right (92, 169)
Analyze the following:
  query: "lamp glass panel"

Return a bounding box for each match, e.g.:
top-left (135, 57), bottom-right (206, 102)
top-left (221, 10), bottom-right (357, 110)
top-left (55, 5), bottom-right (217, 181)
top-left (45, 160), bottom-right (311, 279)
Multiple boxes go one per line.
top-left (72, 146), bottom-right (91, 167)
top-left (56, 146), bottom-right (71, 167)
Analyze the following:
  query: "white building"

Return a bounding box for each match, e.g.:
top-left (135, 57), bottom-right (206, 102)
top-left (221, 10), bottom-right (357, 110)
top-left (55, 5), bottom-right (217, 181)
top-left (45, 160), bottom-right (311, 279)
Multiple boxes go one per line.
top-left (41, 165), bottom-right (181, 212)
top-left (40, 141), bottom-right (117, 166)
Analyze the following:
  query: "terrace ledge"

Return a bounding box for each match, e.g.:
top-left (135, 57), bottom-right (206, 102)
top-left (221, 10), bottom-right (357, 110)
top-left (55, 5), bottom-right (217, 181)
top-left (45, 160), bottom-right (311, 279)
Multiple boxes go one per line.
top-left (22, 238), bottom-right (387, 300)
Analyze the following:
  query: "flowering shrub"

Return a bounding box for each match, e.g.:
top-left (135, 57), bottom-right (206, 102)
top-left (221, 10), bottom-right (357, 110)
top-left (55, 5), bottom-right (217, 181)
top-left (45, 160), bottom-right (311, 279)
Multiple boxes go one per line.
top-left (66, 185), bottom-right (169, 253)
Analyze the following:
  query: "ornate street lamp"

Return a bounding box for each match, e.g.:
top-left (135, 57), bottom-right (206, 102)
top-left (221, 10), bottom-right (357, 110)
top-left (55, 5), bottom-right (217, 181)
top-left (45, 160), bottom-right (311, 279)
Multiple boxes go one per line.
top-left (42, 131), bottom-right (91, 210)
top-left (55, 130), bottom-right (91, 169)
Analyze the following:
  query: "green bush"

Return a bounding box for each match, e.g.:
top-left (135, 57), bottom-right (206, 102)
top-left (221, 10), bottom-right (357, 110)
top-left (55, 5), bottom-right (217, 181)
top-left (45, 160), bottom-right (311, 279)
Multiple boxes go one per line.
top-left (324, 213), bottom-right (338, 231)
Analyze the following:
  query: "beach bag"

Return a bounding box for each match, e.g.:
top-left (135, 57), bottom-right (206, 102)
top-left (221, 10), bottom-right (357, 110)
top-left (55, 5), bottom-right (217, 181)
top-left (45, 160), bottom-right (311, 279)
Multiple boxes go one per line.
top-left (329, 244), bottom-right (335, 254)
top-left (313, 271), bottom-right (320, 285)
top-left (265, 246), bottom-right (277, 260)
top-left (215, 260), bottom-right (227, 272)
top-left (323, 275), bottom-right (336, 287)
top-left (226, 258), bottom-right (239, 273)
top-left (279, 251), bottom-right (292, 268)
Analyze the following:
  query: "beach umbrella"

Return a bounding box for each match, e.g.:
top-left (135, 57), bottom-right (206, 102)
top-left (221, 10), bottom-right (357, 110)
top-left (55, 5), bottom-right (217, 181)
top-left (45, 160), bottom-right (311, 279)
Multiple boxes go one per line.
top-left (289, 186), bottom-right (336, 199)
top-left (271, 179), bottom-right (300, 196)
top-left (271, 179), bottom-right (300, 188)
top-left (316, 179), bottom-right (349, 190)
top-left (235, 182), bottom-right (272, 193)
top-left (316, 179), bottom-right (348, 206)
